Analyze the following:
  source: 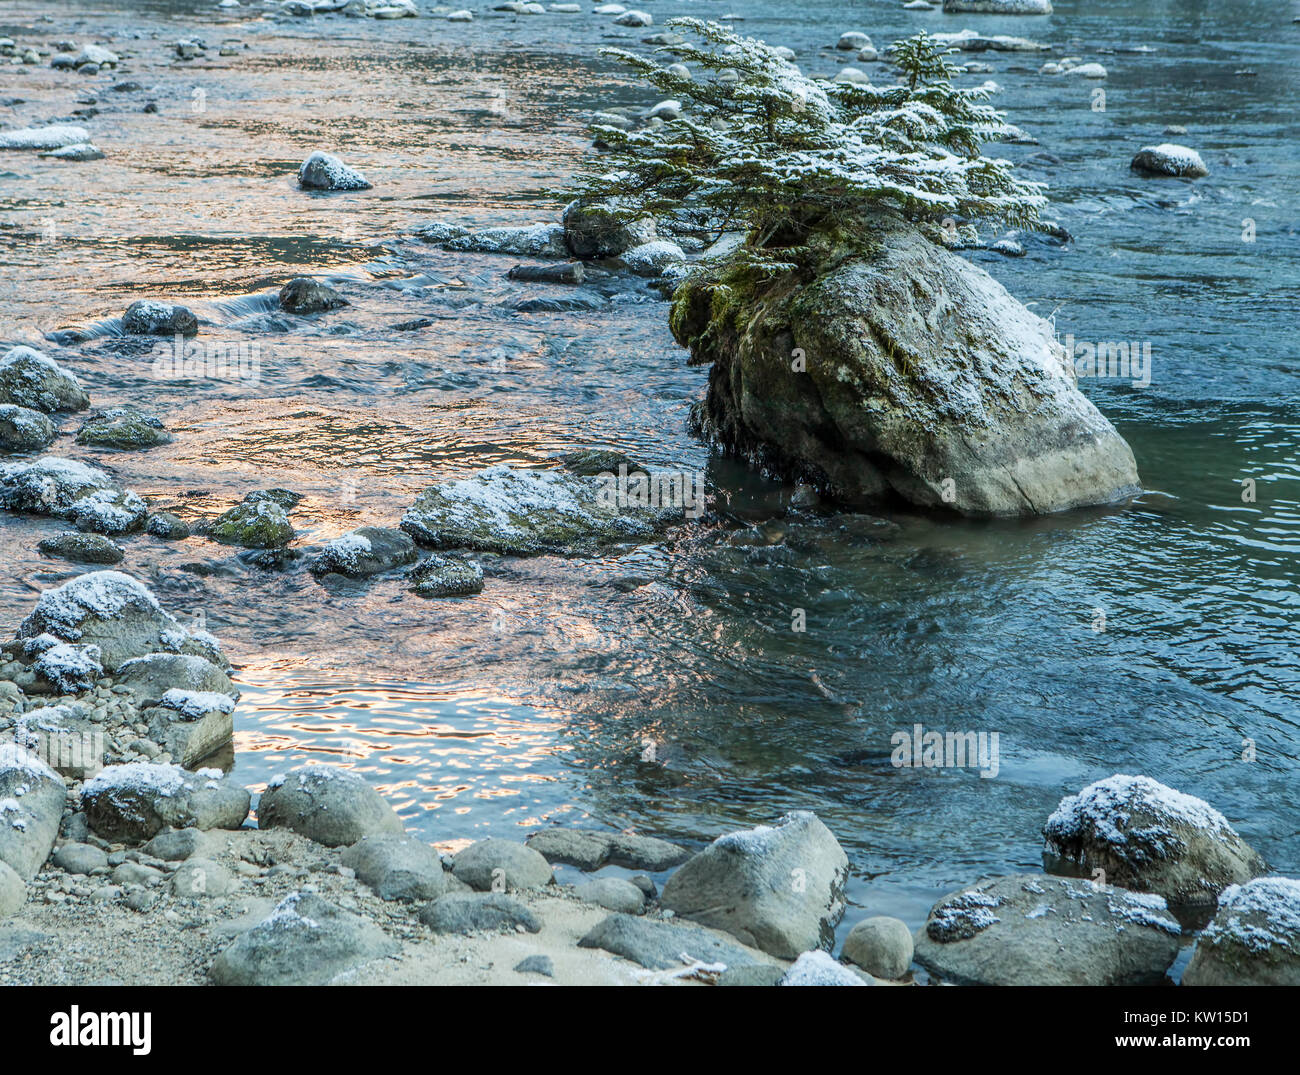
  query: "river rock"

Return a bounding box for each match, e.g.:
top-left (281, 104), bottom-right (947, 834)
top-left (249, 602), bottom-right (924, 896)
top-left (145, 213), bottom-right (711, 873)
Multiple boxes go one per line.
top-left (206, 495), bottom-right (294, 548)
top-left (1, 460), bottom-right (141, 534)
top-left (780, 949), bottom-right (869, 986)
top-left (1183, 878), bottom-right (1300, 986)
top-left (115, 654), bottom-right (235, 705)
top-left (525, 827), bottom-right (688, 872)
top-left (37, 532), bottom-right (124, 565)
top-left (1042, 774), bottom-right (1267, 925)
top-left (574, 877), bottom-right (646, 914)
top-left (943, 0), bottom-right (1051, 12)
top-left (614, 10), bottom-right (651, 27)
top-left (14, 702), bottom-right (104, 774)
top-left (170, 858), bottom-right (234, 897)
top-left (309, 527), bottom-right (418, 578)
top-left (298, 151), bottom-right (372, 191)
top-left (80, 763), bottom-right (251, 842)
top-left (660, 811), bottom-right (848, 959)
top-left (451, 838), bottom-right (554, 891)
top-left (258, 764), bottom-right (403, 847)
top-left (143, 827), bottom-right (217, 861)
top-left (51, 841), bottom-right (108, 875)
top-left (836, 32), bottom-right (871, 51)
top-left (562, 201), bottom-right (657, 260)
top-left (0, 347), bottom-right (89, 412)
top-left (143, 689), bottom-right (236, 768)
top-left (0, 124), bottom-right (91, 150)
top-left (122, 301), bottom-right (198, 338)
top-left (0, 405), bottom-right (55, 452)
top-left (444, 222), bottom-right (568, 258)
top-left (400, 465), bottom-right (683, 555)
top-left (279, 277), bottom-right (348, 314)
top-left (0, 862), bottom-right (23, 917)
top-left (673, 213), bottom-right (1141, 517)
top-left (75, 407), bottom-right (172, 450)
top-left (0, 743), bottom-right (65, 879)
top-left (209, 892), bottom-right (399, 985)
top-left (145, 511), bottom-right (189, 539)
top-left (341, 833), bottom-right (446, 901)
top-left (42, 143), bottom-right (105, 162)
top-left (16, 571), bottom-right (225, 673)
top-left (620, 240), bottom-right (686, 277)
top-left (514, 954), bottom-right (553, 976)
top-left (408, 555), bottom-right (484, 597)
top-left (841, 915), bottom-right (913, 979)
top-left (578, 912), bottom-right (773, 972)
top-left (1131, 143), bottom-right (1209, 178)
top-left (418, 891), bottom-right (541, 934)
top-left (913, 874), bottom-right (1181, 986)
top-left (507, 262), bottom-right (585, 285)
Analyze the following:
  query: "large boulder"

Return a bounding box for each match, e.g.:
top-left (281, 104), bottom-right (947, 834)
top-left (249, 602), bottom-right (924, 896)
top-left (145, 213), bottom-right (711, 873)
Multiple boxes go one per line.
top-left (0, 861), bottom-right (23, 917)
top-left (1131, 144), bottom-right (1209, 179)
top-left (115, 653), bottom-right (236, 704)
top-left (142, 689), bottom-right (237, 768)
top-left (577, 912), bottom-right (775, 972)
top-left (341, 833), bottom-right (446, 901)
top-left (400, 465), bottom-right (685, 555)
top-left (914, 874), bottom-right (1181, 985)
top-left (13, 703), bottom-right (105, 777)
top-left (451, 838), bottom-right (554, 891)
top-left (659, 811), bottom-right (848, 959)
top-left (0, 743), bottom-right (65, 879)
top-left (0, 405), bottom-right (56, 452)
top-left (1042, 775), bottom-right (1267, 926)
top-left (257, 764), bottom-right (403, 847)
top-left (80, 763), bottom-right (251, 842)
top-left (15, 571), bottom-right (225, 672)
top-left (562, 201), bottom-right (657, 260)
top-left (209, 892), bottom-right (399, 985)
top-left (841, 915), bottom-right (914, 979)
top-left (672, 215), bottom-right (1140, 517)
top-left (1183, 878), bottom-right (1300, 986)
top-left (0, 458), bottom-right (146, 534)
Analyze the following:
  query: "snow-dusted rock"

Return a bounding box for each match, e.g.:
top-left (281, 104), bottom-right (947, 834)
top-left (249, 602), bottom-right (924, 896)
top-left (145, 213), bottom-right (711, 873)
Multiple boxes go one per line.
top-left (13, 702), bottom-right (103, 775)
top-left (673, 214), bottom-right (1141, 517)
top-left (278, 277), bottom-right (348, 314)
top-left (36, 532), bottom-right (124, 565)
top-left (122, 300), bottom-right (198, 337)
top-left (931, 30), bottom-right (1050, 52)
top-left (444, 222), bottom-right (568, 258)
top-left (75, 407), bottom-right (172, 450)
top-left (341, 833), bottom-right (446, 901)
top-left (0, 743), bottom-right (66, 878)
top-left (620, 239), bottom-right (687, 277)
top-left (209, 892), bottom-right (399, 985)
top-left (660, 811), bottom-right (849, 959)
top-left (407, 554), bottom-right (484, 597)
top-left (0, 346), bottom-right (89, 413)
top-left (41, 143), bottom-right (105, 162)
top-left (298, 151), bottom-right (372, 191)
top-left (31, 642), bottom-right (104, 694)
top-left (943, 0), bottom-right (1052, 13)
top-left (914, 874), bottom-right (1181, 986)
top-left (0, 404), bottom-right (55, 452)
top-left (1183, 878), bottom-right (1300, 986)
top-left (1043, 775), bottom-right (1267, 924)
top-left (399, 465), bottom-right (684, 556)
top-left (614, 10), bottom-right (652, 26)
top-left (780, 949), bottom-right (868, 986)
top-left (258, 764), bottom-right (403, 847)
top-left (836, 32), bottom-right (871, 52)
top-left (81, 762), bottom-right (250, 842)
top-left (1130, 143), bottom-right (1209, 178)
top-left (0, 124), bottom-right (91, 151)
top-left (1065, 62), bottom-right (1108, 79)
top-left (563, 201), bottom-right (657, 260)
top-left (115, 653), bottom-right (235, 705)
top-left (205, 494), bottom-right (294, 548)
top-left (309, 527), bottom-right (419, 578)
top-left (15, 570), bottom-right (226, 673)
top-left (0, 458), bottom-right (147, 534)
top-left (143, 689), bottom-right (236, 768)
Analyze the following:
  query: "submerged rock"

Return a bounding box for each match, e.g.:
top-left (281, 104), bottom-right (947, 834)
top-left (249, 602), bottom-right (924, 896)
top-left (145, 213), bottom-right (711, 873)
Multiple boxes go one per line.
top-left (507, 262), bottom-right (585, 285)
top-left (0, 347), bottom-right (89, 413)
top-left (0, 743), bottom-right (66, 879)
top-left (298, 151), bottom-right (372, 191)
top-left (209, 892), bottom-right (399, 985)
top-left (408, 555), bottom-right (483, 597)
top-left (122, 300), bottom-right (199, 338)
top-left (943, 0), bottom-right (1052, 12)
top-left (660, 811), bottom-right (849, 959)
top-left (36, 531), bottom-right (124, 564)
top-left (258, 764), bottom-right (403, 847)
top-left (399, 465), bottom-right (684, 556)
top-left (80, 762), bottom-right (250, 842)
top-left (1042, 774), bottom-right (1267, 925)
top-left (1183, 878), bottom-right (1300, 986)
top-left (1131, 143), bottom-right (1209, 178)
top-left (673, 214), bottom-right (1141, 517)
top-left (309, 527), bottom-right (418, 578)
top-left (913, 874), bottom-right (1181, 986)
top-left (0, 405), bottom-right (56, 452)
top-left (279, 277), bottom-right (348, 314)
top-left (75, 407), bottom-right (173, 450)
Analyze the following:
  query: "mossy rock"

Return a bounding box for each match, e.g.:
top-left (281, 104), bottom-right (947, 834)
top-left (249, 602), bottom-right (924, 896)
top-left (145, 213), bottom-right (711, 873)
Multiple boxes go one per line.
top-left (76, 407), bottom-right (173, 450)
top-left (207, 498), bottom-right (294, 549)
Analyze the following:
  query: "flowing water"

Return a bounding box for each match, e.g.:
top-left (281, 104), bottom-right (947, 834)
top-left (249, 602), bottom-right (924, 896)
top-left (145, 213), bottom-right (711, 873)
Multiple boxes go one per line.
top-left (1, 0), bottom-right (1297, 936)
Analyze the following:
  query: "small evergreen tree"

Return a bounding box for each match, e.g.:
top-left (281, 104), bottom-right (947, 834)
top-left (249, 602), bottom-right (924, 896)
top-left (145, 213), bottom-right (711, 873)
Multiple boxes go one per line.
top-left (572, 18), bottom-right (1047, 271)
